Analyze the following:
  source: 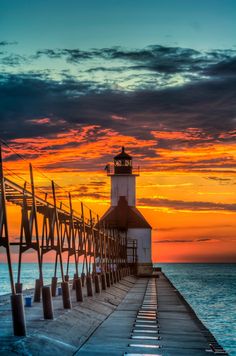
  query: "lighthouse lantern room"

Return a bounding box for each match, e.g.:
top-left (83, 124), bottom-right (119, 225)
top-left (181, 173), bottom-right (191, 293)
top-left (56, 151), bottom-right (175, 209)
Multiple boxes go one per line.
top-left (101, 147), bottom-right (153, 275)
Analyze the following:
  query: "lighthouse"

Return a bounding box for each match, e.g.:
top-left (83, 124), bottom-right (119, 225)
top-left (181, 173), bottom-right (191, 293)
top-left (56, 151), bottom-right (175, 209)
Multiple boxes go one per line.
top-left (101, 147), bottom-right (153, 275)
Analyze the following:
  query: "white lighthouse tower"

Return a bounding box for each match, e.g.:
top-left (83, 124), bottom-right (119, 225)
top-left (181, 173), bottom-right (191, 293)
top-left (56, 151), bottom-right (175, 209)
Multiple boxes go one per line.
top-left (101, 147), bottom-right (153, 275)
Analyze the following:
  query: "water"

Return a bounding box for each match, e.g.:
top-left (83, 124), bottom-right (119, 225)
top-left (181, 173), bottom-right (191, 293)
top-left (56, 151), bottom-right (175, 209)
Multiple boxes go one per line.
top-left (157, 263), bottom-right (236, 356)
top-left (0, 262), bottom-right (84, 295)
top-left (1, 263), bottom-right (235, 355)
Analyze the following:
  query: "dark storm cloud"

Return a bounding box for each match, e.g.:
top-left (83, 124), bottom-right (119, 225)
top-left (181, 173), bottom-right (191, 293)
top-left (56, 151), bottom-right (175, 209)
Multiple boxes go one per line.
top-left (100, 46), bottom-right (236, 77)
top-left (34, 45), bottom-right (236, 77)
top-left (0, 44), bottom-right (236, 164)
top-left (0, 73), bottom-right (107, 138)
top-left (138, 197), bottom-right (236, 212)
top-left (204, 56), bottom-right (236, 77)
top-left (95, 45), bottom-right (204, 74)
top-left (1, 71), bottom-right (236, 142)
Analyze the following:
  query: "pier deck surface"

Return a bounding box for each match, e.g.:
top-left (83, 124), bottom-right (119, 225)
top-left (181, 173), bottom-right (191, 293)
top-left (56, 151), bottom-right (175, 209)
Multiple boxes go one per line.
top-left (76, 273), bottom-right (217, 356)
top-left (0, 273), bottom-right (225, 356)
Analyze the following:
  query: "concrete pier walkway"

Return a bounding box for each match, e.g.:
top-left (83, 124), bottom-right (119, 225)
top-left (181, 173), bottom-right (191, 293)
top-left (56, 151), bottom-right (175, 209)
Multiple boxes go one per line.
top-left (76, 273), bottom-right (227, 356)
top-left (0, 273), bottom-right (227, 355)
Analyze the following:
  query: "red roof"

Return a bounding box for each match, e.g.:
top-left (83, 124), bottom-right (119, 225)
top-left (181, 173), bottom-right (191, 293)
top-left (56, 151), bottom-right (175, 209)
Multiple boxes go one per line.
top-left (100, 196), bottom-right (152, 230)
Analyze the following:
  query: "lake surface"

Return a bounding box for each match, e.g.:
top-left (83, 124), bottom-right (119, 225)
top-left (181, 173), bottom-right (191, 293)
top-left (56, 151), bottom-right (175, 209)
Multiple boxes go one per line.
top-left (158, 263), bottom-right (236, 356)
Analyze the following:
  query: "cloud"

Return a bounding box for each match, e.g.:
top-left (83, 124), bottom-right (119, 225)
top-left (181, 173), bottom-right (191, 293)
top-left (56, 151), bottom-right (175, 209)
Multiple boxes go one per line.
top-left (138, 197), bottom-right (236, 212)
top-left (0, 44), bottom-right (236, 173)
top-left (0, 72), bottom-right (235, 172)
top-left (35, 48), bottom-right (93, 62)
top-left (154, 237), bottom-right (214, 243)
top-left (204, 56), bottom-right (236, 77)
top-left (1, 124), bottom-right (156, 173)
top-left (34, 45), bottom-right (236, 80)
top-left (1, 72), bottom-right (235, 138)
top-left (206, 176), bottom-right (232, 182)
top-left (0, 54), bottom-right (28, 66)
top-left (155, 224), bottom-right (234, 232)
top-left (0, 41), bottom-right (18, 46)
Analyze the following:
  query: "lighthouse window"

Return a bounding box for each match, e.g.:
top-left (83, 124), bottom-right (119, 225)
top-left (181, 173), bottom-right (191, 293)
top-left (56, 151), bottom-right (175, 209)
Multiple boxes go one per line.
top-left (115, 160), bottom-right (132, 166)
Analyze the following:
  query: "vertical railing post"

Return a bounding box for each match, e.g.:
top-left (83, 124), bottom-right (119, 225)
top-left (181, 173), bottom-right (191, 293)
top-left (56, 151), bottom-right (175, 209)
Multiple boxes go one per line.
top-left (69, 193), bottom-right (79, 277)
top-left (81, 203), bottom-right (93, 296)
top-left (29, 164), bottom-right (43, 302)
top-left (90, 210), bottom-right (100, 293)
top-left (0, 145), bottom-right (26, 336)
top-left (51, 181), bottom-right (64, 281)
top-left (52, 181), bottom-right (71, 308)
top-left (81, 202), bottom-right (88, 276)
top-left (0, 145), bottom-right (16, 294)
top-left (69, 193), bottom-right (79, 289)
top-left (98, 217), bottom-right (106, 290)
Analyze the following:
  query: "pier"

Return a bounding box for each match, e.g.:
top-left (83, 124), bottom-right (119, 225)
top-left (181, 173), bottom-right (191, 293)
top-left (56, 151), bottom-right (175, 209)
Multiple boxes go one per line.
top-left (0, 271), bottom-right (227, 355)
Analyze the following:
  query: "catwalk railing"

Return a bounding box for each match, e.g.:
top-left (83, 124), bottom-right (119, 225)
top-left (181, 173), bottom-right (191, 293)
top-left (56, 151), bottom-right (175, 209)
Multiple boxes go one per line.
top-left (0, 142), bottom-right (135, 336)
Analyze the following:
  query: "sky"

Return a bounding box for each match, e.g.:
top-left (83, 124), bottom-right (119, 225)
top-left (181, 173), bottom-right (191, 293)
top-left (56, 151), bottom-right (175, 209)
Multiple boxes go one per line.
top-left (0, 0), bottom-right (236, 262)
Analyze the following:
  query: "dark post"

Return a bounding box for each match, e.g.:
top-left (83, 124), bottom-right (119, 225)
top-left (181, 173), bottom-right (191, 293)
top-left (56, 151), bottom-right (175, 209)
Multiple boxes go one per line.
top-left (68, 193), bottom-right (79, 291)
top-left (86, 275), bottom-right (93, 297)
top-left (113, 271), bottom-right (117, 284)
top-left (15, 283), bottom-right (23, 294)
top-left (34, 278), bottom-right (41, 302)
top-left (42, 286), bottom-right (54, 319)
top-left (110, 271), bottom-right (114, 285)
top-left (101, 273), bottom-right (107, 290)
top-left (81, 272), bottom-right (85, 287)
top-left (73, 273), bottom-right (78, 290)
top-left (11, 294), bottom-right (26, 336)
top-left (94, 274), bottom-right (100, 293)
top-left (51, 181), bottom-right (65, 285)
top-left (65, 274), bottom-right (69, 282)
top-left (0, 146), bottom-right (27, 335)
top-left (61, 281), bottom-right (72, 309)
top-left (51, 276), bottom-right (58, 297)
top-left (106, 272), bottom-right (111, 287)
top-left (29, 164), bottom-right (44, 287)
top-left (75, 278), bottom-right (83, 302)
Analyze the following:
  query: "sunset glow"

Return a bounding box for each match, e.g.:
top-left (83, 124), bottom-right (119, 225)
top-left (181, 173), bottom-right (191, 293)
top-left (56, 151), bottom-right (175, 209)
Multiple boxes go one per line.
top-left (1, 130), bottom-right (235, 263)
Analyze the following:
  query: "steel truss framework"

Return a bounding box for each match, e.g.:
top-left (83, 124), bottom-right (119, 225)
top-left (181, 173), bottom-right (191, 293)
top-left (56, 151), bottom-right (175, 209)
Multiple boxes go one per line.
top-left (0, 145), bottom-right (128, 295)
